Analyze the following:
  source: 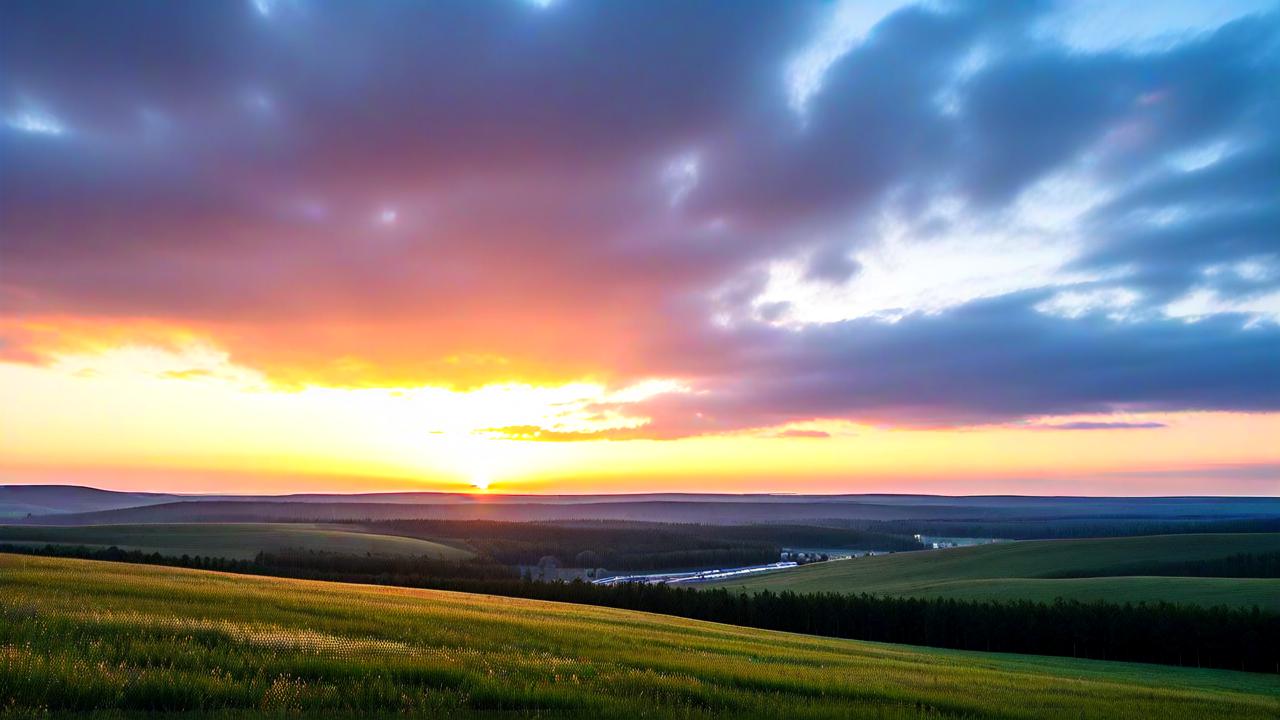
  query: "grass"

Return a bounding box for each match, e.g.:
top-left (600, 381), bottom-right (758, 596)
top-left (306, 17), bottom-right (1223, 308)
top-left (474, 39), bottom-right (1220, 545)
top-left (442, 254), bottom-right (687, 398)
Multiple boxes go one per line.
top-left (0, 523), bottom-right (471, 561)
top-left (1, 553), bottom-right (1278, 719)
top-left (709, 533), bottom-right (1280, 610)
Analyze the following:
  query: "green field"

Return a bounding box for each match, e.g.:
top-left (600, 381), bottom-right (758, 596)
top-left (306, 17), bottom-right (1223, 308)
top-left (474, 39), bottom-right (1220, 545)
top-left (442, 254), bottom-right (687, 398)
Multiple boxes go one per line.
top-left (1, 554), bottom-right (1277, 719)
top-left (0, 523), bottom-right (471, 561)
top-left (710, 533), bottom-right (1280, 610)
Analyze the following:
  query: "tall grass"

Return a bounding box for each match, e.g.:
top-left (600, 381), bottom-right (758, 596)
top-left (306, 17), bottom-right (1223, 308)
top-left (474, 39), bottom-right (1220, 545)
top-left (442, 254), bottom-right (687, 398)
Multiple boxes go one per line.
top-left (1, 553), bottom-right (1277, 719)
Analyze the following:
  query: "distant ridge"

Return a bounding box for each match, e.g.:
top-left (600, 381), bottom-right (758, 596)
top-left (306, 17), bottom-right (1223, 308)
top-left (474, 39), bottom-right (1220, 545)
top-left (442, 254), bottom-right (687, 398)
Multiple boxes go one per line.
top-left (4, 484), bottom-right (1278, 525)
top-left (0, 485), bottom-right (178, 518)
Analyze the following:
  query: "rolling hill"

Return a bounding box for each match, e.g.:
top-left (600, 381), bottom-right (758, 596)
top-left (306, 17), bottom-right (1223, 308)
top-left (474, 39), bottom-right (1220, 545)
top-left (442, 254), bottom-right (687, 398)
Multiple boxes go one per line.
top-left (1, 553), bottom-right (1276, 719)
top-left (9, 485), bottom-right (1280, 525)
top-left (0, 484), bottom-right (178, 518)
top-left (7, 498), bottom-right (1029, 525)
top-left (0, 522), bottom-right (471, 560)
top-left (709, 533), bottom-right (1280, 610)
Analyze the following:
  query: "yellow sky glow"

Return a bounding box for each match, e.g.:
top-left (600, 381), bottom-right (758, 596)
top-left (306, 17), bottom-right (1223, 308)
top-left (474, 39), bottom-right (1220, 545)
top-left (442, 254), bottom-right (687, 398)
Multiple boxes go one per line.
top-left (3, 343), bottom-right (1278, 495)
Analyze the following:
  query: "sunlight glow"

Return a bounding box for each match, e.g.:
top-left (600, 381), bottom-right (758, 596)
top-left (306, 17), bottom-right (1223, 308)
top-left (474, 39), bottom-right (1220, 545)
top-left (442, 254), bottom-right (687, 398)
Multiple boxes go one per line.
top-left (4, 341), bottom-right (1279, 495)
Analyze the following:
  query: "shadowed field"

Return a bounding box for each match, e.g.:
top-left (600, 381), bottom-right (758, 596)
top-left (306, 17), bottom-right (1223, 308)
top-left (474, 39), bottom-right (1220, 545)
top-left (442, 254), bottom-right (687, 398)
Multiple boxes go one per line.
top-left (845, 575), bottom-right (1280, 609)
top-left (0, 523), bottom-right (471, 561)
top-left (1, 553), bottom-right (1277, 718)
top-left (708, 533), bottom-right (1280, 610)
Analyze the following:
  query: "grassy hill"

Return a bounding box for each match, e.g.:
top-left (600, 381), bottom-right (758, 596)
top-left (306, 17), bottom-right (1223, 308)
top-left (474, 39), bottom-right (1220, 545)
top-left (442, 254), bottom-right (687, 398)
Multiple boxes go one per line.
top-left (709, 533), bottom-right (1280, 610)
top-left (0, 522), bottom-right (471, 561)
top-left (1, 554), bottom-right (1277, 719)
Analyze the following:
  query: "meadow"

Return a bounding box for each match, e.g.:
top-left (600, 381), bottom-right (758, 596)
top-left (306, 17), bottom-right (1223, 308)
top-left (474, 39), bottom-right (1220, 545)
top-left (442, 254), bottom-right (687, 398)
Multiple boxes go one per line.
top-left (709, 533), bottom-right (1280, 610)
top-left (0, 523), bottom-right (470, 561)
top-left (1, 553), bottom-right (1278, 719)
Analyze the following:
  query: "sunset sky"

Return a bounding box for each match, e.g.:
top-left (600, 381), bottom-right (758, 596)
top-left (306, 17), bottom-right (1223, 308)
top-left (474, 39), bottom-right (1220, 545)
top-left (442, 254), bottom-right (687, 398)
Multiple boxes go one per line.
top-left (2, 0), bottom-right (1278, 495)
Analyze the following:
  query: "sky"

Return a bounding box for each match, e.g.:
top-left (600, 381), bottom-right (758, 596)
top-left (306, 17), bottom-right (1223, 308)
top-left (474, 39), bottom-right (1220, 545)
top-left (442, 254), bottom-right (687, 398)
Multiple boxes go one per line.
top-left (1, 0), bottom-right (1278, 496)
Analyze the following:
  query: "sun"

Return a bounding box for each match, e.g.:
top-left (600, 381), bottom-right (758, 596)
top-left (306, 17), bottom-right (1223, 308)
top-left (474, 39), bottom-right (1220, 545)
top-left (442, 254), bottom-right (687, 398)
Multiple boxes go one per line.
top-left (470, 472), bottom-right (492, 492)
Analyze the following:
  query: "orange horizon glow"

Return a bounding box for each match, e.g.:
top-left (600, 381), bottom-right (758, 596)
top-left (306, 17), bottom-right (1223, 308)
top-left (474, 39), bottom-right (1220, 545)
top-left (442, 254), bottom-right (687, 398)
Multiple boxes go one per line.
top-left (2, 339), bottom-right (1277, 496)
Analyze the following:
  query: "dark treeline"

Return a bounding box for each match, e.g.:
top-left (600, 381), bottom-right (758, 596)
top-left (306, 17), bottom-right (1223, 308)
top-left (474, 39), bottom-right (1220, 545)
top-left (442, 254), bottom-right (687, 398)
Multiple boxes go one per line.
top-left (0, 543), bottom-right (517, 582)
top-left (850, 516), bottom-right (1280, 540)
top-left (255, 548), bottom-right (520, 580)
top-left (568, 547), bottom-right (779, 571)
top-left (359, 520), bottom-right (920, 569)
top-left (600, 521), bottom-right (922, 550)
top-left (0, 543), bottom-right (262, 572)
top-left (5, 543), bottom-right (1276, 674)
top-left (1049, 551), bottom-right (1280, 579)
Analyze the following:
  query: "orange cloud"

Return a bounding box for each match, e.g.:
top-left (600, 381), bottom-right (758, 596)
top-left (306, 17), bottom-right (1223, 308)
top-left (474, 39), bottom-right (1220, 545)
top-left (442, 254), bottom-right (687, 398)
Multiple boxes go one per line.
top-left (0, 317), bottom-right (205, 366)
top-left (0, 314), bottom-right (642, 390)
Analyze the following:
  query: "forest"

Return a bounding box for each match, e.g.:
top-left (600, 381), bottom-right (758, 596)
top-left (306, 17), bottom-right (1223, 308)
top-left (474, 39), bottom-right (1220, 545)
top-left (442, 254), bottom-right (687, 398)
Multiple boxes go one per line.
top-left (359, 519), bottom-right (921, 569)
top-left (853, 516), bottom-right (1280, 540)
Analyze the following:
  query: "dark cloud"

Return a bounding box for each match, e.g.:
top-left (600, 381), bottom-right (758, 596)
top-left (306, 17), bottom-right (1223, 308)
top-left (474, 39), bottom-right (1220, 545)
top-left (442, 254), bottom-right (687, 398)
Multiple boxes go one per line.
top-left (1075, 144), bottom-right (1280, 303)
top-left (959, 52), bottom-right (1132, 203)
top-left (1080, 205), bottom-right (1280, 301)
top-left (608, 293), bottom-right (1280, 436)
top-left (961, 14), bottom-right (1278, 201)
top-left (1096, 145), bottom-right (1280, 222)
top-left (690, 2), bottom-right (1000, 226)
top-left (804, 243), bottom-right (862, 285)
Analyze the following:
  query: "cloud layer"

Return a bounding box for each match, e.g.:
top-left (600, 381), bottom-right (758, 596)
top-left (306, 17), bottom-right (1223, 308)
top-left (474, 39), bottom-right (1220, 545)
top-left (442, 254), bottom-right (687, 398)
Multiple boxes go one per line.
top-left (2, 0), bottom-right (1278, 438)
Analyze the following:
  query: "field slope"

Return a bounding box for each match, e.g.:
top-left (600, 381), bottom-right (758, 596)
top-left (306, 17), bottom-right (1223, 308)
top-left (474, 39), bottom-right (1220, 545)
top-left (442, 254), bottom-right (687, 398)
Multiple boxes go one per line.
top-left (0, 522), bottom-right (471, 560)
top-left (1, 553), bottom-right (1277, 718)
top-left (710, 533), bottom-right (1280, 610)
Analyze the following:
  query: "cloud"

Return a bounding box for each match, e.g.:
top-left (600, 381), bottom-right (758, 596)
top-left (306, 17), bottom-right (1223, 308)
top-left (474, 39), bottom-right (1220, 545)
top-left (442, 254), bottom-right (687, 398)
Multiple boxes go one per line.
top-left (480, 425), bottom-right (649, 442)
top-left (602, 292), bottom-right (1280, 437)
top-left (2, 1), bottom-right (1278, 436)
top-left (1028, 421), bottom-right (1168, 431)
top-left (773, 429), bottom-right (832, 439)
top-left (804, 243), bottom-right (863, 285)
top-left (160, 368), bottom-right (216, 381)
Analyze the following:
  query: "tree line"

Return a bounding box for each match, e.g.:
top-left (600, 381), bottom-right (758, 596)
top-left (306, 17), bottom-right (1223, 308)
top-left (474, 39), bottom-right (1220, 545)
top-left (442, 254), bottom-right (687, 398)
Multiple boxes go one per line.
top-left (853, 516), bottom-right (1280, 540)
top-left (359, 519), bottom-right (920, 569)
top-left (4, 542), bottom-right (1276, 674)
top-left (1048, 551), bottom-right (1280, 579)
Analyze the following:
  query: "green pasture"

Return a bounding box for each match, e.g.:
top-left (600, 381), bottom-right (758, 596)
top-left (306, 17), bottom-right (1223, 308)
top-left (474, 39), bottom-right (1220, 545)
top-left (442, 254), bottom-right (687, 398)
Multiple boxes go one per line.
top-left (709, 533), bottom-right (1280, 610)
top-left (0, 553), bottom-right (1276, 718)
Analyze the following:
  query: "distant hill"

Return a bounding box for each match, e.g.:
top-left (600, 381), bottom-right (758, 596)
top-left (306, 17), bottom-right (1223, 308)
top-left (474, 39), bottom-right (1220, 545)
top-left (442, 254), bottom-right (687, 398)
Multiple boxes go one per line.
top-left (5, 484), bottom-right (1279, 525)
top-left (13, 499), bottom-right (1004, 525)
top-left (0, 485), bottom-right (178, 518)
